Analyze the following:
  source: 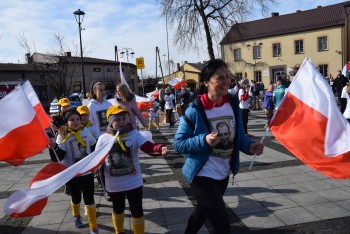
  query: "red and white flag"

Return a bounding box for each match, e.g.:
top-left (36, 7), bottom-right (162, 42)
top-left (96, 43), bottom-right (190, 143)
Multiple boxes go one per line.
top-left (169, 78), bottom-right (187, 90)
top-left (0, 87), bottom-right (50, 166)
top-left (119, 58), bottom-right (130, 89)
top-left (4, 137), bottom-right (115, 217)
top-left (270, 57), bottom-right (350, 179)
top-left (22, 81), bottom-right (52, 129)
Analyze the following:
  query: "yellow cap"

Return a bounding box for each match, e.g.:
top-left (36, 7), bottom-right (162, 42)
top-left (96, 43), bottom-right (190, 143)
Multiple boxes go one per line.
top-left (77, 105), bottom-right (90, 115)
top-left (58, 98), bottom-right (70, 107)
top-left (106, 105), bottom-right (129, 121)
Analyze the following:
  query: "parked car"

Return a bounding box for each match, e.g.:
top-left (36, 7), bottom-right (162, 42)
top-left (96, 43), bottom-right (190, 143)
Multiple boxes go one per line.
top-left (49, 93), bottom-right (82, 115)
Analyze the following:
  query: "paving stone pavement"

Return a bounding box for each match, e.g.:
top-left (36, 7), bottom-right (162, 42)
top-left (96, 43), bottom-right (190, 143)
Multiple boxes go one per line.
top-left (1, 110), bottom-right (350, 233)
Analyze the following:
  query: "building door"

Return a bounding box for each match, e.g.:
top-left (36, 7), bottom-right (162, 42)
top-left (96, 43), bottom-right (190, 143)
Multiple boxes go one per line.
top-left (271, 68), bottom-right (285, 83)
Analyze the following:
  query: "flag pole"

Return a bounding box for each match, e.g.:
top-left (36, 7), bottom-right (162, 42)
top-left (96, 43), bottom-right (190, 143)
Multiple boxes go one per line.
top-left (249, 126), bottom-right (269, 170)
top-left (50, 126), bottom-right (61, 163)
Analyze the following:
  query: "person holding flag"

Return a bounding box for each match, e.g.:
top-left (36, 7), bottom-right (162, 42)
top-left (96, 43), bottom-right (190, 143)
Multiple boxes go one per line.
top-left (48, 108), bottom-right (98, 234)
top-left (96, 105), bottom-right (168, 234)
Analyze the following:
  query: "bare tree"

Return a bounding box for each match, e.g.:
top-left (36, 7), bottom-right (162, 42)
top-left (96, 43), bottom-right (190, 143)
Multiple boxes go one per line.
top-left (160, 0), bottom-right (276, 60)
top-left (18, 32), bottom-right (79, 98)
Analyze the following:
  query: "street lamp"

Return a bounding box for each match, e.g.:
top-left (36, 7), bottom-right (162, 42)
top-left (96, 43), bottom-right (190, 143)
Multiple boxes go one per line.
top-left (247, 42), bottom-right (263, 82)
top-left (120, 48), bottom-right (135, 63)
top-left (73, 9), bottom-right (86, 98)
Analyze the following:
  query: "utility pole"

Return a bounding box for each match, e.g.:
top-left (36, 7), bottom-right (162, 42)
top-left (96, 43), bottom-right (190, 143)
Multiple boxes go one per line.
top-left (156, 47), bottom-right (164, 84)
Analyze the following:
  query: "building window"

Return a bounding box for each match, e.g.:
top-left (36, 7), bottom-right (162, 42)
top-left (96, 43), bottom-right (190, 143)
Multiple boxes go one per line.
top-left (105, 67), bottom-right (113, 72)
top-left (318, 64), bottom-right (328, 77)
top-left (295, 40), bottom-right (304, 54)
top-left (318, 36), bottom-right (328, 51)
top-left (235, 73), bottom-right (242, 81)
top-left (272, 43), bottom-right (281, 57)
top-left (254, 71), bottom-right (262, 82)
top-left (117, 68), bottom-right (125, 72)
top-left (253, 46), bottom-right (261, 59)
top-left (93, 67), bottom-right (101, 72)
top-left (234, 48), bottom-right (241, 61)
top-left (33, 86), bottom-right (48, 100)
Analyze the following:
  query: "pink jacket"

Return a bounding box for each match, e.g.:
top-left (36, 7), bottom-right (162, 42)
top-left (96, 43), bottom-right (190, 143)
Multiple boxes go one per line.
top-left (114, 97), bottom-right (147, 129)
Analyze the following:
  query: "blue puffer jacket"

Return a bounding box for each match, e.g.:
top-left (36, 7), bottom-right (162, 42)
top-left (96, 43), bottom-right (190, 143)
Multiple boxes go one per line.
top-left (173, 94), bottom-right (254, 183)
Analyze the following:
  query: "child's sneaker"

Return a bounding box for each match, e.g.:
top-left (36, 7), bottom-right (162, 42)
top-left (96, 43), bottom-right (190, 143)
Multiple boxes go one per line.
top-left (90, 227), bottom-right (99, 234)
top-left (73, 216), bottom-right (83, 228)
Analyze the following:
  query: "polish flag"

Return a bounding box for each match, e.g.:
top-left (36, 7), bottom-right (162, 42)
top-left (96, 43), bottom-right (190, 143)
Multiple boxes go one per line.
top-left (4, 137), bottom-right (115, 217)
top-left (119, 58), bottom-right (130, 89)
top-left (135, 94), bottom-right (154, 111)
top-left (169, 78), bottom-right (186, 90)
top-left (0, 87), bottom-right (50, 166)
top-left (270, 57), bottom-right (350, 179)
top-left (22, 81), bottom-right (52, 129)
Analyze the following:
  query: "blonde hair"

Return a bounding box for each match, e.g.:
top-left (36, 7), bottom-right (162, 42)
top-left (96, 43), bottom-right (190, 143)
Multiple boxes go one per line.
top-left (116, 83), bottom-right (132, 101)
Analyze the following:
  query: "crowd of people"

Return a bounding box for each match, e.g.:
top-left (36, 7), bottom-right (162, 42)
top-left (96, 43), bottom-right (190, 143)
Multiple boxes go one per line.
top-left (45, 60), bottom-right (350, 234)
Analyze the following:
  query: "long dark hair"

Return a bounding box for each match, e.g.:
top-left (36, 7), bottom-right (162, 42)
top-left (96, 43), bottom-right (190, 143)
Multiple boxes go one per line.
top-left (197, 59), bottom-right (228, 95)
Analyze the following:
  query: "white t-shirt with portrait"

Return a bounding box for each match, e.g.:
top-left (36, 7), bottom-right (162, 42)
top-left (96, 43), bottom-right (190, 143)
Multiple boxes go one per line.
top-left (197, 102), bottom-right (235, 180)
top-left (341, 86), bottom-right (350, 119)
top-left (95, 130), bottom-right (147, 193)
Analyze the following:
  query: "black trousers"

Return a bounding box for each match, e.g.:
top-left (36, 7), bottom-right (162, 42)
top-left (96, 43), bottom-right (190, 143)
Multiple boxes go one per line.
top-left (166, 109), bottom-right (174, 127)
top-left (185, 176), bottom-right (230, 234)
top-left (241, 108), bottom-right (249, 134)
top-left (66, 173), bottom-right (95, 205)
top-left (110, 186), bottom-right (143, 218)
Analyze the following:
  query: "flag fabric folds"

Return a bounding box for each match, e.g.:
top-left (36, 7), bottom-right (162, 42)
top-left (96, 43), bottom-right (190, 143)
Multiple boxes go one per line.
top-left (135, 95), bottom-right (154, 111)
top-left (169, 78), bottom-right (187, 90)
top-left (270, 57), bottom-right (350, 179)
top-left (22, 81), bottom-right (52, 129)
top-left (119, 58), bottom-right (130, 89)
top-left (0, 87), bottom-right (50, 166)
top-left (4, 137), bottom-right (115, 217)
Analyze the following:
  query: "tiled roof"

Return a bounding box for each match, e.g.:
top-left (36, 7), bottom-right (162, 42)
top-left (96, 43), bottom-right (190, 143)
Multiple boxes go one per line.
top-left (185, 62), bottom-right (205, 71)
top-left (220, 1), bottom-right (348, 44)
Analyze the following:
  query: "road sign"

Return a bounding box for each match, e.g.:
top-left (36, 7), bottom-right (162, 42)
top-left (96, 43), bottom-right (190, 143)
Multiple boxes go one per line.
top-left (136, 57), bottom-right (145, 69)
top-left (178, 71), bottom-right (184, 78)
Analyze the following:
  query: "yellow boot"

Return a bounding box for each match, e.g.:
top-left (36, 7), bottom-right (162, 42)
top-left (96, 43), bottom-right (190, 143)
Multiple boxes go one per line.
top-left (148, 120), bottom-right (152, 130)
top-left (132, 216), bottom-right (144, 234)
top-left (71, 202), bottom-right (83, 228)
top-left (156, 122), bottom-right (160, 130)
top-left (86, 204), bottom-right (98, 233)
top-left (112, 210), bottom-right (124, 234)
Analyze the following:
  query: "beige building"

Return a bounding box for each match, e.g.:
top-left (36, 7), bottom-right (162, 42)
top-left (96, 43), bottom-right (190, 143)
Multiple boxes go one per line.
top-left (220, 2), bottom-right (350, 86)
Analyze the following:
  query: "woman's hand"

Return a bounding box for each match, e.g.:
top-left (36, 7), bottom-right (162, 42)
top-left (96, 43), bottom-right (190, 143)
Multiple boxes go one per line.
top-left (205, 132), bottom-right (218, 147)
top-left (249, 143), bottom-right (264, 155)
top-left (160, 146), bottom-right (168, 156)
top-left (48, 139), bottom-right (56, 149)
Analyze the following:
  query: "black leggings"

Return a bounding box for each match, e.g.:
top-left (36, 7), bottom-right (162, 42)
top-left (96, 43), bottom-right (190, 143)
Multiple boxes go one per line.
top-left (185, 176), bottom-right (230, 234)
top-left (66, 173), bottom-right (95, 205)
top-left (241, 108), bottom-right (249, 134)
top-left (166, 109), bottom-right (174, 126)
top-left (110, 186), bottom-right (143, 218)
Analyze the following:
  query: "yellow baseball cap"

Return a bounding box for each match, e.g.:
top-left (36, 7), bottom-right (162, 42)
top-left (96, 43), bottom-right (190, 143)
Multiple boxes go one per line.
top-left (58, 98), bottom-right (70, 107)
top-left (77, 105), bottom-right (90, 115)
top-left (106, 105), bottom-right (129, 121)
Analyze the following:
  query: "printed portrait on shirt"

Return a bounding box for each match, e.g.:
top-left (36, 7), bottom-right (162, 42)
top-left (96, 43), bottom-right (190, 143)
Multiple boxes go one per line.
top-left (96, 109), bottom-right (108, 132)
top-left (68, 136), bottom-right (89, 163)
top-left (107, 140), bottom-right (133, 177)
top-left (208, 116), bottom-right (235, 159)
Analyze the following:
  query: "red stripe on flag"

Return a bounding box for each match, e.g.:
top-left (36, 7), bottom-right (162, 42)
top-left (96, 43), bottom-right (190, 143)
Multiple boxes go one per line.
top-left (0, 116), bottom-right (49, 166)
top-left (270, 92), bottom-right (350, 179)
top-left (10, 197), bottom-right (48, 218)
top-left (30, 162), bottom-right (67, 187)
top-left (33, 104), bottom-right (52, 129)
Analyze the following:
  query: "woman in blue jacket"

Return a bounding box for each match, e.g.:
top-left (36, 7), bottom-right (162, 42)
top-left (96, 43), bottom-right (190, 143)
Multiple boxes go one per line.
top-left (174, 59), bottom-right (264, 234)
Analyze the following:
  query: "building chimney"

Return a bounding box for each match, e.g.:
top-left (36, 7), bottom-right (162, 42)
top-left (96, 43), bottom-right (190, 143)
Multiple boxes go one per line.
top-left (177, 63), bottom-right (181, 71)
top-left (65, 52), bottom-right (71, 57)
top-left (25, 53), bottom-right (31, 64)
top-left (296, 10), bottom-right (301, 13)
top-left (271, 12), bottom-right (279, 17)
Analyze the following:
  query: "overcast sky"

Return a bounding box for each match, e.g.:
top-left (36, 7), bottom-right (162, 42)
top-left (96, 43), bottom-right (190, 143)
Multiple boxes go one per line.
top-left (0, 0), bottom-right (346, 77)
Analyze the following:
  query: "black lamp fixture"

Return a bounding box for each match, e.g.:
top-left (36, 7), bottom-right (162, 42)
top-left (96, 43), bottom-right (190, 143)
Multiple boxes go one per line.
top-left (73, 9), bottom-right (86, 98)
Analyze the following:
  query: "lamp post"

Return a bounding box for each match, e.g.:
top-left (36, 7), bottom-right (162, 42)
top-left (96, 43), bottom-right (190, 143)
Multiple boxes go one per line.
top-left (74, 9), bottom-right (86, 98)
top-left (247, 42), bottom-right (263, 82)
top-left (120, 48), bottom-right (135, 63)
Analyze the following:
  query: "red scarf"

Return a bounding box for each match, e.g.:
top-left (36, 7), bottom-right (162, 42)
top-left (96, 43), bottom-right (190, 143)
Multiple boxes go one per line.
top-left (198, 93), bottom-right (229, 110)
